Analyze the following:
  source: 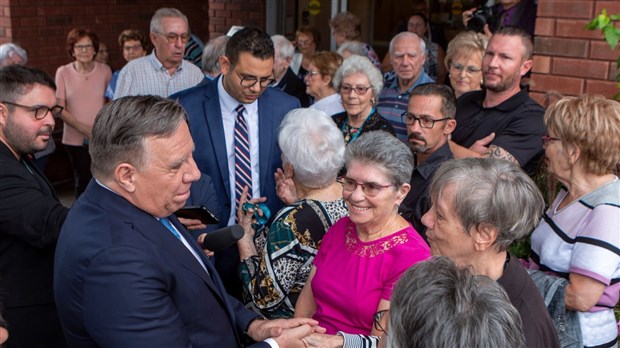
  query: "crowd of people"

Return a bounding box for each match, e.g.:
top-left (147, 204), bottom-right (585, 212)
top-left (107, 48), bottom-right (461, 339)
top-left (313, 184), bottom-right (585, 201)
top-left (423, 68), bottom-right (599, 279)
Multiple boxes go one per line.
top-left (0, 1), bottom-right (619, 347)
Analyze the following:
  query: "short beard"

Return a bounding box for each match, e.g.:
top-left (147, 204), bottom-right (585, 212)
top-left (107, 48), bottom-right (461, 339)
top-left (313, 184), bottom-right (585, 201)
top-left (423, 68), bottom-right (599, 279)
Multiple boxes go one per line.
top-left (484, 71), bottom-right (521, 93)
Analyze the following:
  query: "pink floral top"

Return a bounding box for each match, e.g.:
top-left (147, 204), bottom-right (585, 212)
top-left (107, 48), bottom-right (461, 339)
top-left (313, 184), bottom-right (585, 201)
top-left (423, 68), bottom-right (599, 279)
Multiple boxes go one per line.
top-left (311, 217), bottom-right (430, 334)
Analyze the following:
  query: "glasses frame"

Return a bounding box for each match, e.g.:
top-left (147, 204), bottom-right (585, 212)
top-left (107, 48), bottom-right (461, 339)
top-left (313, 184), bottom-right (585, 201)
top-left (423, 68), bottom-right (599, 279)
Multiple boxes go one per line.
top-left (338, 176), bottom-right (394, 197)
top-left (74, 44), bottom-right (94, 51)
top-left (541, 135), bottom-right (560, 144)
top-left (401, 112), bottom-right (450, 129)
top-left (339, 84), bottom-right (372, 96)
top-left (1, 101), bottom-right (64, 120)
top-left (373, 309), bottom-right (389, 334)
top-left (156, 32), bottom-right (190, 44)
top-left (306, 71), bottom-right (321, 77)
top-left (449, 63), bottom-right (482, 75)
top-left (234, 70), bottom-right (276, 88)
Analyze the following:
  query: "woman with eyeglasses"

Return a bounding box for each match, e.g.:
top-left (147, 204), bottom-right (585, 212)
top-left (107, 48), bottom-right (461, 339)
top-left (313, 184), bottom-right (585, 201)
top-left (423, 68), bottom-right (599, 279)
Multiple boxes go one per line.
top-left (104, 29), bottom-right (148, 99)
top-left (295, 131), bottom-right (430, 346)
top-left (331, 56), bottom-right (395, 144)
top-left (444, 31), bottom-right (488, 98)
top-left (305, 51), bottom-right (344, 117)
top-left (526, 95), bottom-right (620, 348)
top-left (55, 28), bottom-right (111, 197)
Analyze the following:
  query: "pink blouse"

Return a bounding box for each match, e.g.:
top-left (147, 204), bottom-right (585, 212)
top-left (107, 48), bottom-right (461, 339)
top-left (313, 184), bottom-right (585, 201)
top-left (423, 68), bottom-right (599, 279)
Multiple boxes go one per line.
top-left (311, 217), bottom-right (430, 334)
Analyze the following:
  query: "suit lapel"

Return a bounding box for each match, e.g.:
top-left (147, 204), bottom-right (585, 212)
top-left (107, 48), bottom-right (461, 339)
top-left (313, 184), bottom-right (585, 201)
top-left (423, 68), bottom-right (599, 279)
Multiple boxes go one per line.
top-left (257, 92), bottom-right (275, 195)
top-left (203, 81), bottom-right (231, 202)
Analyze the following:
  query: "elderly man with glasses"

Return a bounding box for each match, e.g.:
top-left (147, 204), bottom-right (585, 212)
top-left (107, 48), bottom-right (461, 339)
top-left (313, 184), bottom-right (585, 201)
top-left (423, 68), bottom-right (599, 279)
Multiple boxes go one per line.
top-left (114, 7), bottom-right (203, 99)
top-left (0, 65), bottom-right (69, 347)
top-left (172, 26), bottom-right (300, 299)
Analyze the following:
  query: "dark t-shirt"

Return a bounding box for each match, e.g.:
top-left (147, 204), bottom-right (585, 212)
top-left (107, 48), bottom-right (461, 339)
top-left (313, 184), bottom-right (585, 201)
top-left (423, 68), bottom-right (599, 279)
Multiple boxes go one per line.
top-left (498, 255), bottom-right (560, 348)
top-left (452, 88), bottom-right (545, 176)
top-left (400, 142), bottom-right (453, 242)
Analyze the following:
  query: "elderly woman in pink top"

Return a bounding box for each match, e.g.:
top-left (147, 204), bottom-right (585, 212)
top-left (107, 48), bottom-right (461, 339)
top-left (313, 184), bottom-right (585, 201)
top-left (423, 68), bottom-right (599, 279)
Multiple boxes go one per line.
top-left (295, 131), bottom-right (430, 345)
top-left (55, 28), bottom-right (111, 196)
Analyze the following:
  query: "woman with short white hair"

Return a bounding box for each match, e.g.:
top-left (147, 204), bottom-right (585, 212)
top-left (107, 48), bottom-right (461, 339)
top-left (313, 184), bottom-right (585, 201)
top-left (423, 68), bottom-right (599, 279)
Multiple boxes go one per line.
top-left (236, 108), bottom-right (348, 319)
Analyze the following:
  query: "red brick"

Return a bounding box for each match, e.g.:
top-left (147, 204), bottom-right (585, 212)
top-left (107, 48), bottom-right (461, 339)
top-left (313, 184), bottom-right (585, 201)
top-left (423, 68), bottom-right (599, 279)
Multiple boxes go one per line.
top-left (532, 55), bottom-right (551, 73)
top-left (552, 57), bottom-right (609, 79)
top-left (534, 37), bottom-right (589, 58)
top-left (537, 1), bottom-right (594, 19)
top-left (585, 79), bottom-right (620, 98)
top-left (529, 92), bottom-right (547, 106)
top-left (609, 63), bottom-right (619, 82)
top-left (530, 74), bottom-right (584, 95)
top-left (226, 3), bottom-right (242, 10)
top-left (590, 40), bottom-right (620, 60)
top-left (535, 18), bottom-right (555, 37)
top-left (10, 6), bottom-right (36, 17)
top-left (595, 1), bottom-right (620, 16)
top-left (556, 19), bottom-right (602, 39)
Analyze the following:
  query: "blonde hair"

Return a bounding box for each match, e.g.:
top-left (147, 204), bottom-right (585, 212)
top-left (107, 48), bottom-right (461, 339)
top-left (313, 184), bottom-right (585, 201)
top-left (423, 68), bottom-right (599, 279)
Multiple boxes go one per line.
top-left (444, 31), bottom-right (488, 69)
top-left (545, 94), bottom-right (620, 175)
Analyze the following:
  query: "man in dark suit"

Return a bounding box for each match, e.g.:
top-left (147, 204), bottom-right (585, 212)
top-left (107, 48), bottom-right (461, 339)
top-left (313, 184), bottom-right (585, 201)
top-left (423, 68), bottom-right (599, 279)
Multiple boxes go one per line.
top-left (0, 65), bottom-right (68, 347)
top-left (172, 27), bottom-right (300, 298)
top-left (54, 96), bottom-right (321, 347)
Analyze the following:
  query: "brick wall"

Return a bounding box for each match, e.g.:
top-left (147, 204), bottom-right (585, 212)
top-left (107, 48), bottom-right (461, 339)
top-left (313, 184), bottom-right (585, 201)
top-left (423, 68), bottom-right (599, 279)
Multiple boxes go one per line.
top-left (207, 0), bottom-right (265, 39)
top-left (0, 1), bottom-right (212, 77)
top-left (531, 0), bottom-right (620, 103)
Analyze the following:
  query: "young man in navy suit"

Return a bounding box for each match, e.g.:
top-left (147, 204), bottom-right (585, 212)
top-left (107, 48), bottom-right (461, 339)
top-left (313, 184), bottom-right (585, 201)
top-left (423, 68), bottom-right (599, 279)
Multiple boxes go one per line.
top-left (172, 27), bottom-right (300, 298)
top-left (54, 96), bottom-right (322, 347)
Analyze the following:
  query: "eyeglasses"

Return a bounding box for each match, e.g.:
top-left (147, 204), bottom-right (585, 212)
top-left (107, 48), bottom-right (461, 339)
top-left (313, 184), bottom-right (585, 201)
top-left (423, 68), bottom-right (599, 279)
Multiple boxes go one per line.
top-left (234, 70), bottom-right (276, 88)
top-left (157, 32), bottom-right (190, 44)
top-left (338, 176), bottom-right (394, 197)
top-left (374, 310), bottom-right (389, 334)
top-left (401, 112), bottom-right (450, 129)
top-left (1, 101), bottom-right (64, 120)
top-left (74, 44), bottom-right (94, 51)
top-left (123, 44), bottom-right (143, 52)
top-left (541, 135), bottom-right (560, 144)
top-left (297, 39), bottom-right (314, 46)
top-left (340, 84), bottom-right (372, 95)
top-left (450, 63), bottom-right (482, 75)
top-left (306, 71), bottom-right (321, 77)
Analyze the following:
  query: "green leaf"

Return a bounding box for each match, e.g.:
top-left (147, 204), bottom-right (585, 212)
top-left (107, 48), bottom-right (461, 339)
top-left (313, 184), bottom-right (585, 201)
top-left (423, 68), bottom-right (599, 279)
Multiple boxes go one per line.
top-left (597, 13), bottom-right (611, 28)
top-left (585, 18), bottom-right (600, 30)
top-left (611, 14), bottom-right (620, 21)
top-left (603, 25), bottom-right (620, 49)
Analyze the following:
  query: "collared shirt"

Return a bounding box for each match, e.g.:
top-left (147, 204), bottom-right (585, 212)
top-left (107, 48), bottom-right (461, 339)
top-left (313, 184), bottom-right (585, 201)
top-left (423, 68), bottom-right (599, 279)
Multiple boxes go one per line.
top-left (113, 50), bottom-right (203, 99)
top-left (400, 141), bottom-right (453, 241)
top-left (452, 88), bottom-right (545, 176)
top-left (217, 76), bottom-right (261, 225)
top-left (376, 70), bottom-right (434, 142)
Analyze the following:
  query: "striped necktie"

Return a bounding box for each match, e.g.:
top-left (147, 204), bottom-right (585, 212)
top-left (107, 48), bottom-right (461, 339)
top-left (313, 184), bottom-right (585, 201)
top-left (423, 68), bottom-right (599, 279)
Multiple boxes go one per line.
top-left (234, 104), bottom-right (252, 213)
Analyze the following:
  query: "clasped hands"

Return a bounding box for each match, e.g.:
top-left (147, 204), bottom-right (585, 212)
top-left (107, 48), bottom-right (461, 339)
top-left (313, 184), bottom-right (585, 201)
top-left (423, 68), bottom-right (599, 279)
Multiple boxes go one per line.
top-left (247, 318), bottom-right (326, 348)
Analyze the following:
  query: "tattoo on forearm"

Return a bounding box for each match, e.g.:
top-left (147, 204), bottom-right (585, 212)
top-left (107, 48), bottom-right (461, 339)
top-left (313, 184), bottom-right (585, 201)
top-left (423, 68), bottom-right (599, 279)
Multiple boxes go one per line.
top-left (484, 145), bottom-right (518, 163)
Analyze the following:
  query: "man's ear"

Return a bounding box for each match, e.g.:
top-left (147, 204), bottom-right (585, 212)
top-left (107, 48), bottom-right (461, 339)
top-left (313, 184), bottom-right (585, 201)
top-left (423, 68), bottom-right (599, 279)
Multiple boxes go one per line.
top-left (219, 56), bottom-right (231, 75)
top-left (114, 162), bottom-right (137, 193)
top-left (0, 103), bottom-right (7, 128)
top-left (520, 59), bottom-right (533, 77)
top-left (444, 119), bottom-right (457, 135)
top-left (149, 31), bottom-right (158, 47)
top-left (471, 223), bottom-right (498, 252)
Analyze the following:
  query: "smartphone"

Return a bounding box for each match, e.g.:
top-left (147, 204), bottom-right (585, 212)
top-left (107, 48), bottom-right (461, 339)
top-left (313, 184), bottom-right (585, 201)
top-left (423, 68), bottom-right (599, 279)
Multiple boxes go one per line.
top-left (175, 206), bottom-right (220, 225)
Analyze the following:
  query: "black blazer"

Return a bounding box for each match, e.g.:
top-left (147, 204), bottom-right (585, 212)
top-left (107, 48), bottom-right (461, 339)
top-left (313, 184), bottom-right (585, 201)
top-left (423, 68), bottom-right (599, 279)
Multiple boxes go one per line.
top-left (0, 141), bottom-right (68, 345)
